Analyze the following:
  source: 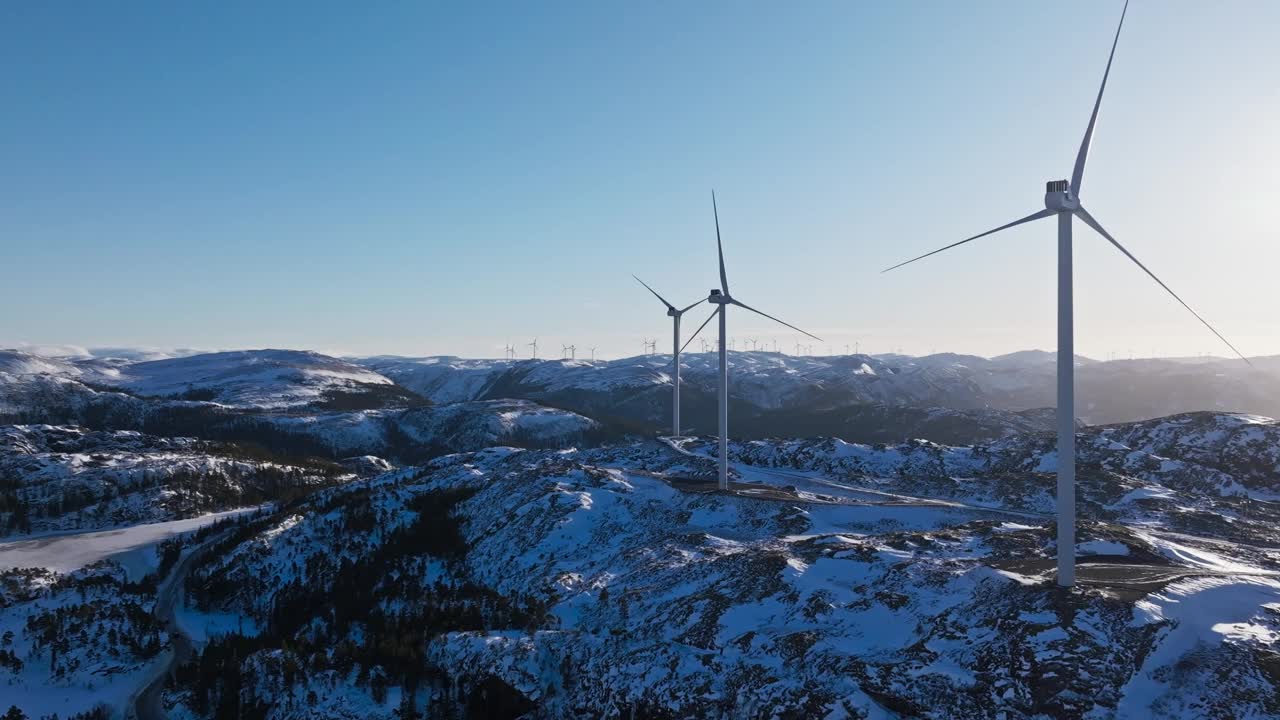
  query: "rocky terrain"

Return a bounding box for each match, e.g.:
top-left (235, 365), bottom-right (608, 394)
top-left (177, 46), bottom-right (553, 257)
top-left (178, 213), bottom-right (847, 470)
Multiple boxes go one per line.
top-left (362, 350), bottom-right (1280, 428)
top-left (0, 425), bottom-right (349, 536)
top-left (146, 412), bottom-right (1280, 719)
top-left (1, 347), bottom-right (1279, 719)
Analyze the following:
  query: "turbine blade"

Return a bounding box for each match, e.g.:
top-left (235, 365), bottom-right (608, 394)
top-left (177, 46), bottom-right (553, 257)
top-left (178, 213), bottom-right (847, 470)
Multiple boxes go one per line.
top-left (632, 274), bottom-right (675, 311)
top-left (713, 190), bottom-right (729, 294)
top-left (1071, 0), bottom-right (1129, 196)
top-left (731, 299), bottom-right (822, 342)
top-left (882, 209), bottom-right (1054, 273)
top-left (678, 298), bottom-right (705, 315)
top-left (680, 307), bottom-right (718, 354)
top-left (1075, 206), bottom-right (1251, 365)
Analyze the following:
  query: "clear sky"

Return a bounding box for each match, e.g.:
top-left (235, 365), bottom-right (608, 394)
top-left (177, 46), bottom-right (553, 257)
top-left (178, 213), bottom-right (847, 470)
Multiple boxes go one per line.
top-left (3, 1), bottom-right (1277, 360)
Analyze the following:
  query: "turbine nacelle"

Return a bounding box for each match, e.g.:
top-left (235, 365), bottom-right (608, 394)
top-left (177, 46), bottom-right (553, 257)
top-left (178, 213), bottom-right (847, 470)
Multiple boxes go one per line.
top-left (1044, 179), bottom-right (1079, 212)
top-left (708, 288), bottom-right (730, 304)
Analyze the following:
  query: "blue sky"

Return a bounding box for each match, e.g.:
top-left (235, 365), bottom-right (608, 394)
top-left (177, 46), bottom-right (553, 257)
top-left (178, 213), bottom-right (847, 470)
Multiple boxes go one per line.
top-left (3, 1), bottom-right (1277, 359)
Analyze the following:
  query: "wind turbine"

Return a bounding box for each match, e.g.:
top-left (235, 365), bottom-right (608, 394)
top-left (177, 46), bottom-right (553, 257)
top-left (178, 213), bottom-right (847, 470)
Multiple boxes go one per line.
top-left (882, 0), bottom-right (1248, 587)
top-left (684, 191), bottom-right (820, 490)
top-left (504, 343), bottom-right (515, 360)
top-left (527, 338), bottom-right (538, 359)
top-left (633, 275), bottom-right (704, 437)
top-left (590, 346), bottom-right (598, 361)
top-left (561, 344), bottom-right (576, 360)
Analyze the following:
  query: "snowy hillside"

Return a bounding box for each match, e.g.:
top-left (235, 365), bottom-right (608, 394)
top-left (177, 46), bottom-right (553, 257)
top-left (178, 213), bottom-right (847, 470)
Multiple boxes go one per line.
top-left (135, 413), bottom-right (1280, 719)
top-left (107, 349), bottom-right (417, 410)
top-left (0, 425), bottom-right (352, 536)
top-left (1, 409), bottom-right (1279, 717)
top-left (258, 399), bottom-right (600, 458)
top-left (358, 350), bottom-right (1280, 427)
top-left (0, 510), bottom-right (255, 719)
top-left (702, 411), bottom-right (1280, 547)
top-left (7, 347), bottom-right (1278, 452)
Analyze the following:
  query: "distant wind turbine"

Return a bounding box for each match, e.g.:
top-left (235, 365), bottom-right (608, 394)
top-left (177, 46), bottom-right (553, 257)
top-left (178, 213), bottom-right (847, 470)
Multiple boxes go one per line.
top-left (527, 338), bottom-right (538, 359)
top-left (561, 344), bottom-right (576, 360)
top-left (882, 0), bottom-right (1248, 587)
top-left (633, 275), bottom-right (704, 437)
top-left (684, 191), bottom-right (820, 490)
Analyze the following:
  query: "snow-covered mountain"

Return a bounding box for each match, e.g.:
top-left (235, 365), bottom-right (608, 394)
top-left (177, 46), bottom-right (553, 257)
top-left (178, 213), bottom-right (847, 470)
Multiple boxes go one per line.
top-left (144, 413), bottom-right (1280, 718)
top-left (3, 405), bottom-right (1279, 718)
top-left (8, 347), bottom-right (1278, 451)
top-left (359, 350), bottom-right (1280, 430)
top-left (0, 350), bottom-right (598, 470)
top-left (0, 425), bottom-right (352, 536)
top-left (108, 349), bottom-right (419, 410)
top-left (255, 399), bottom-right (600, 458)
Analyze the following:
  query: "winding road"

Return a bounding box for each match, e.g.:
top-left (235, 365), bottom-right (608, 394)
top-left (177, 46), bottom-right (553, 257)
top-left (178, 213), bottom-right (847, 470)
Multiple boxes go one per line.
top-left (127, 531), bottom-right (228, 720)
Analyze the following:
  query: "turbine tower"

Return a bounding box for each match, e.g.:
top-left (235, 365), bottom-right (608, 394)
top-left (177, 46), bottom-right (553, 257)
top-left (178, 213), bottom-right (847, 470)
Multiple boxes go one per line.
top-left (590, 346), bottom-right (598, 361)
top-left (684, 191), bottom-right (820, 490)
top-left (882, 0), bottom-right (1248, 587)
top-left (633, 275), bottom-right (704, 437)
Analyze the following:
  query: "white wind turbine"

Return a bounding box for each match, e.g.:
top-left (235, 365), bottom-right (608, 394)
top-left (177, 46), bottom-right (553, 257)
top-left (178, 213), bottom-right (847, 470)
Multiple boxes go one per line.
top-left (883, 0), bottom-right (1249, 587)
top-left (527, 338), bottom-right (538, 359)
top-left (633, 275), bottom-right (704, 437)
top-left (684, 191), bottom-right (821, 490)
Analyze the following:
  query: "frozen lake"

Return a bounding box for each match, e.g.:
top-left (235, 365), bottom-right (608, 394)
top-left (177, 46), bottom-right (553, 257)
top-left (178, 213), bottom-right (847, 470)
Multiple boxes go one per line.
top-left (0, 508), bottom-right (259, 579)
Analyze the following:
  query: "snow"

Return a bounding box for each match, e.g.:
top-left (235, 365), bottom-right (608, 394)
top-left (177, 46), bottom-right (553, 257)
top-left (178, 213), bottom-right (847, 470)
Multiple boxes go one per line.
top-left (1077, 540), bottom-right (1130, 556)
top-left (174, 604), bottom-right (259, 644)
top-left (1137, 532), bottom-right (1269, 575)
top-left (0, 508), bottom-right (258, 580)
top-left (4, 660), bottom-right (154, 720)
top-left (110, 349), bottom-right (395, 409)
top-left (1118, 577), bottom-right (1280, 718)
